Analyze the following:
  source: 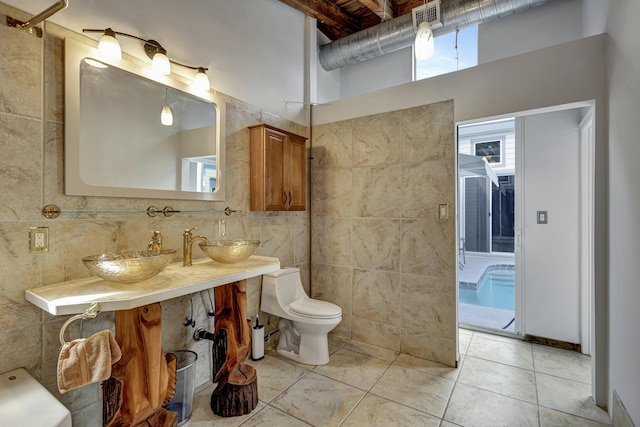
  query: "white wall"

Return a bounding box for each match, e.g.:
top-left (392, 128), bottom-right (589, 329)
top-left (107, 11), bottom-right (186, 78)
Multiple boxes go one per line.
top-left (478, 0), bottom-right (585, 64)
top-left (521, 109), bottom-right (581, 344)
top-left (606, 0), bottom-right (640, 423)
top-left (338, 47), bottom-right (414, 100)
top-left (2, 0), bottom-right (308, 124)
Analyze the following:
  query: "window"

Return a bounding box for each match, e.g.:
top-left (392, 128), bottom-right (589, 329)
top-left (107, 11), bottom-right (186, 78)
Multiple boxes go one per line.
top-left (473, 137), bottom-right (505, 167)
top-left (416, 25), bottom-right (478, 80)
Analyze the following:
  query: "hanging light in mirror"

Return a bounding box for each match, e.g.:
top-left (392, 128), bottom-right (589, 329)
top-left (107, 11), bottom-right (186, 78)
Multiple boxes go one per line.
top-left (415, 21), bottom-right (434, 61)
top-left (193, 67), bottom-right (211, 91)
top-left (161, 88), bottom-right (173, 126)
top-left (97, 28), bottom-right (122, 60)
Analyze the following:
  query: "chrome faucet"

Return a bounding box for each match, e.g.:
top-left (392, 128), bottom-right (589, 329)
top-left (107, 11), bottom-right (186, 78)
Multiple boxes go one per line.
top-left (148, 230), bottom-right (163, 254)
top-left (183, 228), bottom-right (207, 266)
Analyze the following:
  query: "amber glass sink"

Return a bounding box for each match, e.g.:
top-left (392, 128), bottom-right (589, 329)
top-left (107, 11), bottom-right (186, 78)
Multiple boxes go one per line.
top-left (199, 240), bottom-right (260, 264)
top-left (82, 250), bottom-right (176, 283)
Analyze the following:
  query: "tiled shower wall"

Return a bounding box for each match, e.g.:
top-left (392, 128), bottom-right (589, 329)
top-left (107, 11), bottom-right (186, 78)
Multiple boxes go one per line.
top-left (310, 100), bottom-right (457, 366)
top-left (0, 3), bottom-right (308, 425)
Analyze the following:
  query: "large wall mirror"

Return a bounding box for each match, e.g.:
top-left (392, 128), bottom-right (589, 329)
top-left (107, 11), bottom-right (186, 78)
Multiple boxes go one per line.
top-left (65, 38), bottom-right (226, 201)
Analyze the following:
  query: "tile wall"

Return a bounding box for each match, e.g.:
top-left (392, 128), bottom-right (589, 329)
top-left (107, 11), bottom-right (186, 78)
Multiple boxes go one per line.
top-left (0, 2), bottom-right (308, 425)
top-left (310, 100), bottom-right (457, 366)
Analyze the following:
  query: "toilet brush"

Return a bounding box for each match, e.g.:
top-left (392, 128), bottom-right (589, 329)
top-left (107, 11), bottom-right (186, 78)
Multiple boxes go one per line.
top-left (251, 315), bottom-right (264, 360)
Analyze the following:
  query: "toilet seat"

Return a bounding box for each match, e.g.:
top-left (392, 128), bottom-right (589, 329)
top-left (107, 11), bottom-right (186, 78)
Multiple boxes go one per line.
top-left (289, 299), bottom-right (341, 319)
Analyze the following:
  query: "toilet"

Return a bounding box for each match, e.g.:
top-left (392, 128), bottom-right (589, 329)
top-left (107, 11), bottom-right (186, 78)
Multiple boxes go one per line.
top-left (0, 368), bottom-right (72, 427)
top-left (260, 268), bottom-right (341, 365)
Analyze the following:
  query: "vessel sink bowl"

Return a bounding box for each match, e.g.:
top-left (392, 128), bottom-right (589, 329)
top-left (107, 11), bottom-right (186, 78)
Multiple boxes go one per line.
top-left (82, 250), bottom-right (176, 283)
top-left (199, 240), bottom-right (260, 264)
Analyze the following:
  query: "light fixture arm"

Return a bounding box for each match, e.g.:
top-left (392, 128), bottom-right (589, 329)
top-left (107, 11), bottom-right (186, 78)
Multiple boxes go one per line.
top-left (6, 0), bottom-right (69, 38)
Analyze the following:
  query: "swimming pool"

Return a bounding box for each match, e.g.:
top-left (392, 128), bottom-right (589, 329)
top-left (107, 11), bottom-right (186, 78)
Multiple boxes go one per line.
top-left (459, 268), bottom-right (514, 311)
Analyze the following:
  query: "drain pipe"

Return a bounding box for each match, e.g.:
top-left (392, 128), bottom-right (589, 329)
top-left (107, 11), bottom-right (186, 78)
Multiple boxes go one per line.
top-left (319, 0), bottom-right (551, 71)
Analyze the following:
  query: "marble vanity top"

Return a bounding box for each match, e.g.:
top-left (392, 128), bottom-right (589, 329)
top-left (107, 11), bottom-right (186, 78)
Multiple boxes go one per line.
top-left (25, 256), bottom-right (280, 316)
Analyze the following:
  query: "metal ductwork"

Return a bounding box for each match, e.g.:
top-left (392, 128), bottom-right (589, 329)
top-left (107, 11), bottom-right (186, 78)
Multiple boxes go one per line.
top-left (319, 0), bottom-right (551, 71)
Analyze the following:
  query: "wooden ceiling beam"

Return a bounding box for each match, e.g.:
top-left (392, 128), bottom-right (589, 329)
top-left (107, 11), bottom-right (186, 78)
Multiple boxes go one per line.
top-left (278, 0), bottom-right (361, 38)
top-left (396, 0), bottom-right (429, 16)
top-left (358, 0), bottom-right (396, 20)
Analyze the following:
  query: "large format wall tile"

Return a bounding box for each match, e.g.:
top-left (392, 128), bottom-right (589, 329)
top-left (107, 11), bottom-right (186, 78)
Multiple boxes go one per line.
top-left (353, 269), bottom-right (401, 326)
top-left (311, 216), bottom-right (351, 265)
top-left (401, 218), bottom-right (455, 277)
top-left (0, 114), bottom-right (43, 221)
top-left (311, 264), bottom-right (352, 316)
top-left (0, 4), bottom-right (42, 117)
top-left (401, 274), bottom-right (456, 337)
top-left (352, 111), bottom-right (402, 167)
top-left (311, 168), bottom-right (352, 217)
top-left (352, 316), bottom-right (400, 351)
top-left (311, 120), bottom-right (353, 169)
top-left (352, 164), bottom-right (402, 218)
top-left (402, 159), bottom-right (455, 219)
top-left (351, 218), bottom-right (401, 271)
top-left (402, 100), bottom-right (454, 164)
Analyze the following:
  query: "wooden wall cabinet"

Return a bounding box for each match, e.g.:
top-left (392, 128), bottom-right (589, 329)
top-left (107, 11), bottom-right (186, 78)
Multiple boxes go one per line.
top-left (249, 124), bottom-right (307, 211)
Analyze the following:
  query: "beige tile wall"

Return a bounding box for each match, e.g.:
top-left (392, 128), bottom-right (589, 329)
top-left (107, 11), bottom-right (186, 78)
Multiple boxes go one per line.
top-left (0, 3), bottom-right (308, 425)
top-left (310, 100), bottom-right (457, 366)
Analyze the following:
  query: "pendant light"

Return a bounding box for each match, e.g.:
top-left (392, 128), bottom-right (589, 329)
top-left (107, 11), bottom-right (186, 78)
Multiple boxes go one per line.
top-left (97, 28), bottom-right (122, 60)
top-left (161, 88), bottom-right (173, 126)
top-left (415, 20), bottom-right (435, 61)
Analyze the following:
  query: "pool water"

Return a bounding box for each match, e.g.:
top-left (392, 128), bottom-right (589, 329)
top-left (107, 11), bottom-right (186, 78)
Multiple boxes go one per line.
top-left (459, 269), bottom-right (514, 310)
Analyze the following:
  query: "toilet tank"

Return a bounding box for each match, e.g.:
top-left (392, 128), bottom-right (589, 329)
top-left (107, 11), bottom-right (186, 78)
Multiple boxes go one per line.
top-left (261, 268), bottom-right (306, 316)
top-left (0, 368), bottom-right (72, 427)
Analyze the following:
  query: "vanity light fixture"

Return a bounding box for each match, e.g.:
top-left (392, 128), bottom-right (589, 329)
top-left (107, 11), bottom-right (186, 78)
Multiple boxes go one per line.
top-left (5, 0), bottom-right (69, 38)
top-left (161, 88), bottom-right (173, 126)
top-left (193, 67), bottom-right (211, 91)
top-left (97, 28), bottom-right (122, 60)
top-left (82, 28), bottom-right (211, 89)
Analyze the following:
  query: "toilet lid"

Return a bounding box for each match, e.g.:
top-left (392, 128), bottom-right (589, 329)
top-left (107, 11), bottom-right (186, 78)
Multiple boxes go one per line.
top-left (289, 299), bottom-right (342, 319)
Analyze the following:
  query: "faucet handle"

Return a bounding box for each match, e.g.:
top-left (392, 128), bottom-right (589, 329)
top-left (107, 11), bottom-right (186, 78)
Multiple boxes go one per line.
top-left (184, 227), bottom-right (198, 235)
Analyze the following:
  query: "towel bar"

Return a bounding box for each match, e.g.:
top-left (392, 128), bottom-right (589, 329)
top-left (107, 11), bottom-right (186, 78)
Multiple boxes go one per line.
top-left (59, 303), bottom-right (102, 345)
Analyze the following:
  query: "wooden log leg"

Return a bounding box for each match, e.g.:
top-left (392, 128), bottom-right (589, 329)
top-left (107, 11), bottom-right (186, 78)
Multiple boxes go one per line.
top-left (210, 280), bottom-right (258, 417)
top-left (103, 303), bottom-right (177, 427)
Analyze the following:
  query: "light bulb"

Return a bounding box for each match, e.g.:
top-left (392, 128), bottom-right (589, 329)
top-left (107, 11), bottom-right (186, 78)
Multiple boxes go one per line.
top-left (161, 105), bottom-right (173, 126)
top-left (152, 51), bottom-right (171, 75)
top-left (415, 21), bottom-right (434, 61)
top-left (98, 28), bottom-right (122, 60)
top-left (193, 67), bottom-right (210, 91)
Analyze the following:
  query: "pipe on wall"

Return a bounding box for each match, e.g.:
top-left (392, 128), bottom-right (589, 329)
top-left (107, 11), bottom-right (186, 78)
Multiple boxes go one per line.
top-left (318, 0), bottom-right (551, 71)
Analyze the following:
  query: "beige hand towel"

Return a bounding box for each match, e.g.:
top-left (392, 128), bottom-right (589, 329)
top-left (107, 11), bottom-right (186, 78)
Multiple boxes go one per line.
top-left (57, 329), bottom-right (122, 394)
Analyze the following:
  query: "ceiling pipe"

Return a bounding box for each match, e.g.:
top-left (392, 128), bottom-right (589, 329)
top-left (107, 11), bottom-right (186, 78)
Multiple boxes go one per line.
top-left (319, 0), bottom-right (551, 71)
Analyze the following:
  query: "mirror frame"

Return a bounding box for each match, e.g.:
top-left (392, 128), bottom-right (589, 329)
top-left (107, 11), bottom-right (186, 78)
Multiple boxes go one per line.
top-left (65, 38), bottom-right (226, 201)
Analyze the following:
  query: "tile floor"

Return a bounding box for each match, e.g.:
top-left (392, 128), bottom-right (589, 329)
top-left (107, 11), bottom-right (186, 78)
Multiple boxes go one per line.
top-left (184, 329), bottom-right (610, 427)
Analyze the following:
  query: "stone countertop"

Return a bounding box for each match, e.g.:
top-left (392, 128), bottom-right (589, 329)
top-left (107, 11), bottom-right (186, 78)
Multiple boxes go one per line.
top-left (25, 256), bottom-right (280, 316)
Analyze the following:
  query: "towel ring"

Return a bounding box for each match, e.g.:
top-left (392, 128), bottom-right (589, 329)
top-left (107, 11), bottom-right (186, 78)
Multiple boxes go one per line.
top-left (59, 303), bottom-right (102, 346)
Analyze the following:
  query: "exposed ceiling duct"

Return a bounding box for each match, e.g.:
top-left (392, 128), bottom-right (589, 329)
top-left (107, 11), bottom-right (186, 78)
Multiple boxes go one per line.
top-left (319, 0), bottom-right (552, 71)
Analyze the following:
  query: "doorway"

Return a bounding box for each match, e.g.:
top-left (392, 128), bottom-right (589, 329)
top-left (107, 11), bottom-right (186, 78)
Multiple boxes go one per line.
top-left (457, 103), bottom-right (595, 353)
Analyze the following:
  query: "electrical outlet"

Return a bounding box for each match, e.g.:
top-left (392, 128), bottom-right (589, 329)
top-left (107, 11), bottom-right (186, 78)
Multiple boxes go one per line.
top-left (218, 219), bottom-right (226, 236)
top-left (29, 227), bottom-right (49, 253)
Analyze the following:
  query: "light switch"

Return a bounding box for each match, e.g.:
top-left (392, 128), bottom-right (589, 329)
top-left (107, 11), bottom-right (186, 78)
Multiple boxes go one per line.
top-left (537, 211), bottom-right (548, 224)
top-left (439, 204), bottom-right (449, 220)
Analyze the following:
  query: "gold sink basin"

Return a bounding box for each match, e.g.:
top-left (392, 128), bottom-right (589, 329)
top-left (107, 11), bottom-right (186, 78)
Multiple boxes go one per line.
top-left (199, 240), bottom-right (260, 264)
top-left (82, 250), bottom-right (176, 283)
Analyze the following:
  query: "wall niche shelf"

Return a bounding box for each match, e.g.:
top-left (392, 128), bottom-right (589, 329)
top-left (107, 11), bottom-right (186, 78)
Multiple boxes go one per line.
top-left (41, 204), bottom-right (239, 219)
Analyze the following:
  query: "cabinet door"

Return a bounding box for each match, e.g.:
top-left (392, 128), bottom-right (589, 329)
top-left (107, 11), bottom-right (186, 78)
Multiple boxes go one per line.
top-left (287, 135), bottom-right (307, 211)
top-left (263, 128), bottom-right (287, 210)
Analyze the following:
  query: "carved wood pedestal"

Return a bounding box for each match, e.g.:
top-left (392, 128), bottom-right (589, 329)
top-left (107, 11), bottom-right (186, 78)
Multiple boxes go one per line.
top-left (103, 303), bottom-right (177, 427)
top-left (210, 280), bottom-right (258, 417)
